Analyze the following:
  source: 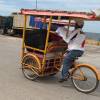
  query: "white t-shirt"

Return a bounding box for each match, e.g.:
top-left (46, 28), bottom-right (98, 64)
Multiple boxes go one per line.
top-left (56, 27), bottom-right (86, 51)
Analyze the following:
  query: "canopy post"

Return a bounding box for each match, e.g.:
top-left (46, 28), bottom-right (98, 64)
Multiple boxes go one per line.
top-left (22, 15), bottom-right (27, 59)
top-left (67, 19), bottom-right (71, 37)
top-left (42, 16), bottom-right (52, 75)
top-left (43, 16), bottom-right (47, 29)
top-left (58, 16), bottom-right (61, 23)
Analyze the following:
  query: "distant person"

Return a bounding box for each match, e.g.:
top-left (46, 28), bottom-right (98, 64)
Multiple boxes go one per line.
top-left (56, 19), bottom-right (86, 82)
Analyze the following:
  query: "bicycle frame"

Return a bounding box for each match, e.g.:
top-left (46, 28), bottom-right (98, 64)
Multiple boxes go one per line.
top-left (70, 63), bottom-right (100, 80)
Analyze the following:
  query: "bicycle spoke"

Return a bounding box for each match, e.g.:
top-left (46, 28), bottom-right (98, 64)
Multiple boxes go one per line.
top-left (72, 65), bottom-right (99, 93)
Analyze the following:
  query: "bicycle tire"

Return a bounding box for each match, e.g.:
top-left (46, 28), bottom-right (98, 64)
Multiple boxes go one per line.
top-left (71, 64), bottom-right (99, 93)
top-left (22, 54), bottom-right (40, 81)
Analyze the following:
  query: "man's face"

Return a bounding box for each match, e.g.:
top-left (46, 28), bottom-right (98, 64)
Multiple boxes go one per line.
top-left (77, 21), bottom-right (84, 26)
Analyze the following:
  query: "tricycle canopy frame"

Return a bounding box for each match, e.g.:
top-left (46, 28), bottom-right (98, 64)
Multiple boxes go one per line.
top-left (21, 9), bottom-right (98, 75)
top-left (21, 9), bottom-right (96, 20)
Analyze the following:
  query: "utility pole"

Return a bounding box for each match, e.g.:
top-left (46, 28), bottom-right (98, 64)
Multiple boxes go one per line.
top-left (36, 0), bottom-right (37, 9)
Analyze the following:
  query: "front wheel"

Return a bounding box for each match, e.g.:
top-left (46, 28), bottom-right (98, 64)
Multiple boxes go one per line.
top-left (71, 64), bottom-right (99, 93)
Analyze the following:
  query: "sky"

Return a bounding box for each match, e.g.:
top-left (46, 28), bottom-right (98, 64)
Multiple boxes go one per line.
top-left (0, 0), bottom-right (100, 33)
top-left (0, 0), bottom-right (100, 15)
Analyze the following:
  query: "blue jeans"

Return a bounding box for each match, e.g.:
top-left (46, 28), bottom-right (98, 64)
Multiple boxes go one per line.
top-left (61, 50), bottom-right (84, 79)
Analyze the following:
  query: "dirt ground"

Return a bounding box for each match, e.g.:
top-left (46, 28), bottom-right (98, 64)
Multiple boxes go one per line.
top-left (0, 35), bottom-right (100, 100)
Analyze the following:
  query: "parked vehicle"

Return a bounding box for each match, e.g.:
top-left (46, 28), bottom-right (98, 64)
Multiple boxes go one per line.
top-left (0, 13), bottom-right (32, 36)
top-left (0, 16), bottom-right (13, 34)
top-left (0, 13), bottom-right (75, 36)
top-left (12, 13), bottom-right (33, 35)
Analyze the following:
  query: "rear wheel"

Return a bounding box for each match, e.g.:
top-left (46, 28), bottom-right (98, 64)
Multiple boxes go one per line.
top-left (22, 54), bottom-right (41, 81)
top-left (71, 65), bottom-right (99, 93)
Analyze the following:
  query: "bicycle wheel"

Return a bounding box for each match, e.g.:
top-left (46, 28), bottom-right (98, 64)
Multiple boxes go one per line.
top-left (71, 64), bottom-right (99, 93)
top-left (22, 54), bottom-right (41, 81)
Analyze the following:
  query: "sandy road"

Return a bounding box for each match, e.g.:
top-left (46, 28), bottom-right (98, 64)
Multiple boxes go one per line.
top-left (0, 35), bottom-right (100, 100)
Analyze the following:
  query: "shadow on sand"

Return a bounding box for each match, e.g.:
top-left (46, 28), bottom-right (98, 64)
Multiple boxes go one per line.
top-left (34, 74), bottom-right (100, 96)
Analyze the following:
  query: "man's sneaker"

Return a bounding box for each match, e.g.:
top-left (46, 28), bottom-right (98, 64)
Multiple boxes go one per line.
top-left (58, 75), bottom-right (70, 83)
top-left (58, 78), bottom-right (68, 83)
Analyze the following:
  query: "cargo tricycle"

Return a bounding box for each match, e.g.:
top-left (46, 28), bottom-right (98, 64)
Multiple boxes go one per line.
top-left (21, 9), bottom-right (99, 93)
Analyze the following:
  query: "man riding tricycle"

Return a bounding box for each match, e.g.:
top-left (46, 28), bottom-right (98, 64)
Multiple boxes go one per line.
top-left (21, 9), bottom-right (99, 93)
